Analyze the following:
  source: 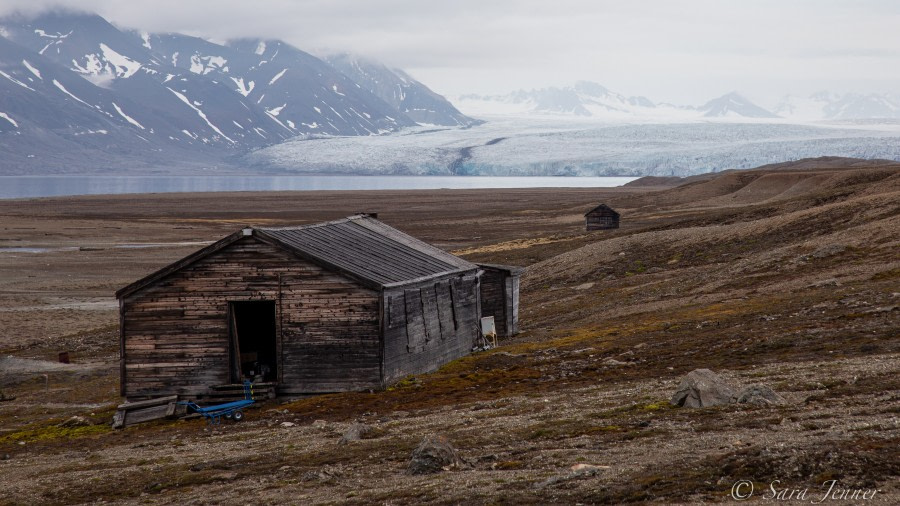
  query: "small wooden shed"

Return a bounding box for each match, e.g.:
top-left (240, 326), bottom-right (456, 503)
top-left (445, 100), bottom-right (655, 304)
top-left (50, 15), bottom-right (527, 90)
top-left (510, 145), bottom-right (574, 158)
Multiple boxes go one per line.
top-left (585, 204), bottom-right (620, 230)
top-left (476, 263), bottom-right (523, 338)
top-left (116, 215), bottom-right (498, 400)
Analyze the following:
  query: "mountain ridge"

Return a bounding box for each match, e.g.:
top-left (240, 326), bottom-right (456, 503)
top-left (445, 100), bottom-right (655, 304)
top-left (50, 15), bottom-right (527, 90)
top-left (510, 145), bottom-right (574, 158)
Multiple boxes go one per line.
top-left (0, 9), bottom-right (479, 174)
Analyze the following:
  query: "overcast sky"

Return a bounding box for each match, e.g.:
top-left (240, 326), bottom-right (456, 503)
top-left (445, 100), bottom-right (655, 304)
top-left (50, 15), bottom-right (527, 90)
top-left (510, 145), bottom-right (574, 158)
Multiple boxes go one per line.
top-left (2, 0), bottom-right (898, 105)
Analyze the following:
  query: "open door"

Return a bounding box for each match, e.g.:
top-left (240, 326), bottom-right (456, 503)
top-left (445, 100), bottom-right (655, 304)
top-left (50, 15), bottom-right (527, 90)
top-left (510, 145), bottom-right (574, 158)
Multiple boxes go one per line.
top-left (229, 300), bottom-right (277, 383)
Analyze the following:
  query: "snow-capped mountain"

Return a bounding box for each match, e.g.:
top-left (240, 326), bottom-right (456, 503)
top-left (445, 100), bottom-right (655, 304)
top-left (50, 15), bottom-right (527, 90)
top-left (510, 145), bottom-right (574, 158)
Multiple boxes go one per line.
top-left (0, 10), bottom-right (479, 174)
top-left (0, 11), bottom-right (299, 153)
top-left (456, 83), bottom-right (777, 120)
top-left (457, 81), bottom-right (667, 118)
top-left (325, 53), bottom-right (479, 127)
top-left (0, 33), bottom-right (239, 173)
top-left (137, 33), bottom-right (419, 135)
top-left (775, 92), bottom-right (900, 120)
top-left (698, 92), bottom-right (778, 118)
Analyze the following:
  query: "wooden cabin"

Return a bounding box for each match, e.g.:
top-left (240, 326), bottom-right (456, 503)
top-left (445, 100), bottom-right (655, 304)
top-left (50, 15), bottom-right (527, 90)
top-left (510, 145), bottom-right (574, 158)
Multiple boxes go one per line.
top-left (116, 215), bottom-right (505, 400)
top-left (585, 204), bottom-right (620, 230)
top-left (476, 263), bottom-right (523, 338)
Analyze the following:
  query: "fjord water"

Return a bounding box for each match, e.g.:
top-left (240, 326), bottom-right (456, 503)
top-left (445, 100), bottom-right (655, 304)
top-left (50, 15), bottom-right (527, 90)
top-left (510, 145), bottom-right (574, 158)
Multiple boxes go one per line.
top-left (0, 175), bottom-right (637, 199)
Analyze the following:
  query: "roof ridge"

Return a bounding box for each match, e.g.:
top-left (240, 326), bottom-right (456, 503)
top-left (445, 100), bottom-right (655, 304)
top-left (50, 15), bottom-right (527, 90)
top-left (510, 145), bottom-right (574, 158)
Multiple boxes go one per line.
top-left (257, 215), bottom-right (361, 232)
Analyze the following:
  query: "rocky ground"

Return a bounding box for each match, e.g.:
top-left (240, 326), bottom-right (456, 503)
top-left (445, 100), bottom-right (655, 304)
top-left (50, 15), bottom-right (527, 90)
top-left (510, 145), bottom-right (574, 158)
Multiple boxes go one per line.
top-left (0, 158), bottom-right (897, 504)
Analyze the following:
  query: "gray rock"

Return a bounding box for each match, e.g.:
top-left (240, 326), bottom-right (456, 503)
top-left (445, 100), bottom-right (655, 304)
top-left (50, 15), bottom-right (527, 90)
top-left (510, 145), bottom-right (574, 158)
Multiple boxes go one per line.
top-left (302, 466), bottom-right (341, 482)
top-left (671, 369), bottom-right (736, 408)
top-left (533, 464), bottom-right (607, 489)
top-left (58, 416), bottom-right (91, 428)
top-left (736, 384), bottom-right (785, 406)
top-left (811, 244), bottom-right (847, 259)
top-left (407, 435), bottom-right (464, 475)
top-left (339, 423), bottom-right (375, 444)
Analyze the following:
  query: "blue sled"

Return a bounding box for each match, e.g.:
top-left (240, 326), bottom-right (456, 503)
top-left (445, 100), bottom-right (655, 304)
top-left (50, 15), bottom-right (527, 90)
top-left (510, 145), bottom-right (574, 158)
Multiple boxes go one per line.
top-left (179, 381), bottom-right (255, 424)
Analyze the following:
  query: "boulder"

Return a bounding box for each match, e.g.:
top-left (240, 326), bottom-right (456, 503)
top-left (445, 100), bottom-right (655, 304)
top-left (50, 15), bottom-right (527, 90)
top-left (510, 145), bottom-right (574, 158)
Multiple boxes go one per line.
top-left (58, 416), bottom-right (91, 428)
top-left (735, 384), bottom-right (785, 406)
top-left (407, 435), bottom-right (464, 475)
top-left (670, 369), bottom-right (736, 408)
top-left (339, 422), bottom-right (375, 444)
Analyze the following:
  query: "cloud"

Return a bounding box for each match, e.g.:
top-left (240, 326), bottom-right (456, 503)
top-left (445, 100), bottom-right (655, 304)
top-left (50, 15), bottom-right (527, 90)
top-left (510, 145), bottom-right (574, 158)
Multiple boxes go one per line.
top-left (1, 0), bottom-right (898, 103)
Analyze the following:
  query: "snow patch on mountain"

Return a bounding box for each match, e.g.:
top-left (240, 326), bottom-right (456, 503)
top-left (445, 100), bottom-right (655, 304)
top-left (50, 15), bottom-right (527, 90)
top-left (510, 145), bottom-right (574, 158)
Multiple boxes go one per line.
top-left (99, 43), bottom-right (141, 78)
top-left (0, 69), bottom-right (35, 90)
top-left (53, 79), bottom-right (91, 106)
top-left (22, 60), bottom-right (42, 80)
top-left (268, 68), bottom-right (287, 85)
top-left (0, 112), bottom-right (19, 128)
top-left (189, 54), bottom-right (228, 75)
top-left (230, 77), bottom-right (254, 96)
top-left (112, 102), bottom-right (145, 129)
top-left (266, 104), bottom-right (286, 116)
top-left (167, 87), bottom-right (235, 143)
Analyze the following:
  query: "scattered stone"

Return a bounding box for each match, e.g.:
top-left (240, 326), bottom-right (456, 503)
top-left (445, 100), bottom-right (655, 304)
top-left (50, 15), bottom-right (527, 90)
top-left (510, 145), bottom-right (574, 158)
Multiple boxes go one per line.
top-left (212, 472), bottom-right (238, 482)
top-left (571, 463), bottom-right (610, 472)
top-left (736, 384), bottom-right (786, 406)
top-left (810, 244), bottom-right (848, 259)
top-left (280, 421), bottom-right (296, 428)
top-left (1, 454), bottom-right (9, 460)
top-left (302, 466), bottom-right (341, 482)
top-left (57, 416), bottom-right (91, 428)
top-left (339, 423), bottom-right (375, 444)
top-left (534, 464), bottom-right (607, 489)
top-left (809, 278), bottom-right (841, 288)
top-left (574, 282), bottom-right (594, 290)
top-left (602, 358), bottom-right (629, 366)
top-left (863, 305), bottom-right (898, 314)
top-left (407, 435), bottom-right (465, 475)
top-left (647, 267), bottom-right (665, 274)
top-left (670, 369), bottom-right (736, 408)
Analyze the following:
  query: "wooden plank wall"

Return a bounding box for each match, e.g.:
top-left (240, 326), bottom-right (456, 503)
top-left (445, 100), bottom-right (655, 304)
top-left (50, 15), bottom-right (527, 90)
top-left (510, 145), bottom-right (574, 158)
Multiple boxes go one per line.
top-left (121, 237), bottom-right (380, 399)
top-left (479, 269), bottom-right (508, 338)
top-left (381, 271), bottom-right (480, 384)
top-left (505, 275), bottom-right (520, 336)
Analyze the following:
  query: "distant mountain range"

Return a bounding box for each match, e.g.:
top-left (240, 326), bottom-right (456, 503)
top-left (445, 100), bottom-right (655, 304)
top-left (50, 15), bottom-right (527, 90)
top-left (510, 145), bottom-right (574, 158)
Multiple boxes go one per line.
top-left (457, 82), bottom-right (900, 121)
top-left (1, 10), bottom-right (897, 176)
top-left (0, 10), bottom-right (478, 174)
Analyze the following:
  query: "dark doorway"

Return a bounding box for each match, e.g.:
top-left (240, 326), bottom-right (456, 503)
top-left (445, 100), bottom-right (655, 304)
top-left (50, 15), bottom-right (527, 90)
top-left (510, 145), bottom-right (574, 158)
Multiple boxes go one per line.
top-left (229, 301), bottom-right (277, 383)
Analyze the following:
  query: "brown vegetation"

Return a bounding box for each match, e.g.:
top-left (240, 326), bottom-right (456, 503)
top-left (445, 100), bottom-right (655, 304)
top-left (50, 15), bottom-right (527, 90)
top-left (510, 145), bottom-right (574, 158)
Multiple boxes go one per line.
top-left (0, 158), bottom-right (897, 504)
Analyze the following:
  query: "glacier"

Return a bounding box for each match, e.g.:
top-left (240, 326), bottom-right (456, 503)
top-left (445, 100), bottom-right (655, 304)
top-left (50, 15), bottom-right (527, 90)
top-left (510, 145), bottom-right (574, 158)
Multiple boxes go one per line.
top-left (246, 115), bottom-right (900, 177)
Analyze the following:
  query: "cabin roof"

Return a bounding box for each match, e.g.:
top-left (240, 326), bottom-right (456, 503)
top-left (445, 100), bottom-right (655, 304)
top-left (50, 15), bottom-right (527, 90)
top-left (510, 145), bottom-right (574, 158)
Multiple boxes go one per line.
top-left (584, 204), bottom-right (620, 217)
top-left (475, 262), bottom-right (526, 276)
top-left (257, 215), bottom-right (475, 287)
top-left (117, 215), bottom-right (477, 298)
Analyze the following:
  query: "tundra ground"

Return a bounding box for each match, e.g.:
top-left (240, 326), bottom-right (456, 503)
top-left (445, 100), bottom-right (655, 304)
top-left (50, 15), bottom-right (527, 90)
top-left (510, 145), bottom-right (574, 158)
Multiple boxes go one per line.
top-left (0, 159), bottom-right (898, 504)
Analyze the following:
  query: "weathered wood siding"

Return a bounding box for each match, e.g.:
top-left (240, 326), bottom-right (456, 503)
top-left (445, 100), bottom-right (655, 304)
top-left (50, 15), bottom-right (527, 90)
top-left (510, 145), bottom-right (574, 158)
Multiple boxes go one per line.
top-left (479, 268), bottom-right (508, 337)
top-left (478, 268), bottom-right (521, 338)
top-left (585, 210), bottom-right (619, 230)
top-left (121, 237), bottom-right (380, 399)
top-left (505, 274), bottom-right (520, 336)
top-left (382, 271), bottom-right (480, 384)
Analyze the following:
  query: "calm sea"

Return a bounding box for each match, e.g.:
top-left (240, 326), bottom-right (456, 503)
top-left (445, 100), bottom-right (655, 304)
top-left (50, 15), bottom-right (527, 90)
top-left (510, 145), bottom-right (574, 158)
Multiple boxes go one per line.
top-left (0, 175), bottom-right (637, 199)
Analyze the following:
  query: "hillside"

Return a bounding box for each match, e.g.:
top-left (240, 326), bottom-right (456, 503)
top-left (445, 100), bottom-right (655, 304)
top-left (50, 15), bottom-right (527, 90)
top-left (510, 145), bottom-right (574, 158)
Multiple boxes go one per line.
top-left (0, 158), bottom-right (897, 503)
